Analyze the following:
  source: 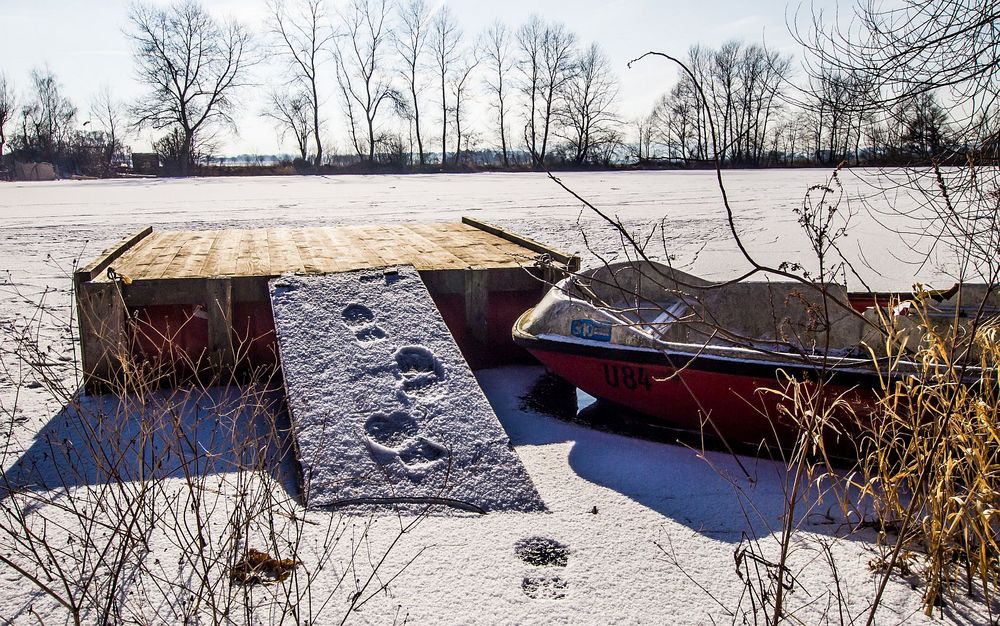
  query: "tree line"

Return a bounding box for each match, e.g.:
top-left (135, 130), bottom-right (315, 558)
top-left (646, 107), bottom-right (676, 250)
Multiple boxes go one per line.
top-left (0, 0), bottom-right (987, 177)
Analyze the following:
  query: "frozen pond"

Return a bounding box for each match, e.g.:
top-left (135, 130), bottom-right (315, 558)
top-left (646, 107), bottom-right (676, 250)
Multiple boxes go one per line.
top-left (0, 169), bottom-right (985, 624)
top-left (0, 168), bottom-right (971, 293)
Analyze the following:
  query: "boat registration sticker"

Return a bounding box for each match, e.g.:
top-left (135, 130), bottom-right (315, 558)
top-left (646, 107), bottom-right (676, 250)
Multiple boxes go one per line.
top-left (571, 319), bottom-right (612, 342)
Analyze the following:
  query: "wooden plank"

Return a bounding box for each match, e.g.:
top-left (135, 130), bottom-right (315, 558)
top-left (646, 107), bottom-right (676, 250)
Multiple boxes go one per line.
top-left (75, 226), bottom-right (153, 282)
top-left (288, 228), bottom-right (324, 274)
top-left (137, 231), bottom-right (190, 280)
top-left (247, 228), bottom-right (272, 276)
top-left (429, 225), bottom-right (516, 267)
top-left (265, 228), bottom-right (305, 275)
top-left (336, 225), bottom-right (393, 269)
top-left (166, 230), bottom-right (219, 278)
top-left (89, 232), bottom-right (163, 281)
top-left (298, 227), bottom-right (340, 273)
top-left (359, 225), bottom-right (413, 267)
top-left (118, 276), bottom-right (266, 306)
top-left (234, 229), bottom-right (255, 277)
top-left (200, 229), bottom-right (243, 277)
top-left (400, 224), bottom-right (471, 270)
top-left (465, 268), bottom-right (490, 347)
top-left (462, 216), bottom-right (580, 269)
top-left (460, 225), bottom-right (548, 266)
top-left (321, 226), bottom-right (375, 271)
top-left (263, 228), bottom-right (285, 272)
top-left (410, 223), bottom-right (483, 255)
top-left (77, 281), bottom-right (127, 392)
top-left (269, 268), bottom-right (544, 512)
top-left (81, 220), bottom-right (572, 283)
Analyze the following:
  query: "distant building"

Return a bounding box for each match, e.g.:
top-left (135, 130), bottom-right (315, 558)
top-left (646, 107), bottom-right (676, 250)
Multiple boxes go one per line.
top-left (131, 153), bottom-right (160, 176)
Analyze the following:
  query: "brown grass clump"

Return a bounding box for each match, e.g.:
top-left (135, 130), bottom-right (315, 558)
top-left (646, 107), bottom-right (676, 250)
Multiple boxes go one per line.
top-left (859, 298), bottom-right (1000, 614)
top-left (230, 549), bottom-right (300, 585)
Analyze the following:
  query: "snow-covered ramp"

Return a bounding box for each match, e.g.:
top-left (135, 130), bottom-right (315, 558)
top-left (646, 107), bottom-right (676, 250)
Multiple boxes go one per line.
top-left (269, 267), bottom-right (544, 513)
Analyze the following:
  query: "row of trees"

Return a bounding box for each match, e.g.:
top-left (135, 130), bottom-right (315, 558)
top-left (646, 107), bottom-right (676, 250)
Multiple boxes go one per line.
top-left (0, 0), bottom-right (982, 176)
top-left (0, 69), bottom-right (128, 176)
top-left (267, 0), bottom-right (623, 170)
top-left (634, 41), bottom-right (963, 167)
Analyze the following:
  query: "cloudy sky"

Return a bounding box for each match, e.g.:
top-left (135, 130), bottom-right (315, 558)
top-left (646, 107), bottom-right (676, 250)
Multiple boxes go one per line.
top-left (0, 0), bottom-right (841, 156)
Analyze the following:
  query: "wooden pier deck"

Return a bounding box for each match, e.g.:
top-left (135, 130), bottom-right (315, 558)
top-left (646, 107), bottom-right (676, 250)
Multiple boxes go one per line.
top-left (74, 218), bottom-right (579, 391)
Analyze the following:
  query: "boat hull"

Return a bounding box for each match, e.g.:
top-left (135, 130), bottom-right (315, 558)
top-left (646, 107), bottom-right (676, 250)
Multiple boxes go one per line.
top-left (514, 321), bottom-right (872, 448)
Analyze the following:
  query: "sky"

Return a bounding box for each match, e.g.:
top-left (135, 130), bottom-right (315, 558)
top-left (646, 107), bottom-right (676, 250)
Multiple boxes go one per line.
top-left (0, 0), bottom-right (841, 156)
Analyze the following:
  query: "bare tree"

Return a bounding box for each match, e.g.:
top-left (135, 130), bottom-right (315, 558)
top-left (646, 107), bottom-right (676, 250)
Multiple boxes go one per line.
top-left (450, 46), bottom-right (481, 166)
top-left (517, 17), bottom-right (576, 165)
top-left (395, 0), bottom-right (431, 166)
top-left (127, 0), bottom-right (254, 175)
top-left (333, 0), bottom-right (401, 162)
top-left (429, 6), bottom-right (460, 166)
top-left (900, 91), bottom-right (951, 158)
top-left (90, 86), bottom-right (126, 175)
top-left (515, 16), bottom-right (544, 162)
top-left (0, 72), bottom-right (14, 160)
top-left (482, 20), bottom-right (514, 167)
top-left (631, 114), bottom-right (655, 162)
top-left (650, 81), bottom-right (699, 160)
top-left (263, 89), bottom-right (313, 160)
top-left (539, 22), bottom-right (577, 163)
top-left (268, 0), bottom-right (334, 167)
top-left (557, 42), bottom-right (618, 164)
top-left (17, 67), bottom-right (77, 163)
top-left (645, 41), bottom-right (790, 166)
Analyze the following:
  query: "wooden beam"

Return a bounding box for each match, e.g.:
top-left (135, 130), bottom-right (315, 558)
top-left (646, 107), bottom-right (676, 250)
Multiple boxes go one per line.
top-left (461, 217), bottom-right (580, 270)
top-left (116, 276), bottom-right (267, 307)
top-left (205, 278), bottom-right (234, 371)
top-left (74, 226), bottom-right (154, 283)
top-left (464, 268), bottom-right (490, 347)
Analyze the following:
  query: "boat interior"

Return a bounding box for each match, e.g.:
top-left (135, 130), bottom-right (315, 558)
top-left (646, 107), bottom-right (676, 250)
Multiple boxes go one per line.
top-left (562, 261), bottom-right (998, 362)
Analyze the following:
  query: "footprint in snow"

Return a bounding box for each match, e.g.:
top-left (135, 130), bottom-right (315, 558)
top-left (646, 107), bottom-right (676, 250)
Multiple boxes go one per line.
top-left (517, 537), bottom-right (570, 600)
top-left (355, 325), bottom-right (387, 344)
top-left (515, 537), bottom-right (570, 567)
top-left (521, 575), bottom-right (568, 600)
top-left (394, 345), bottom-right (445, 395)
top-left (342, 303), bottom-right (375, 327)
top-left (342, 304), bottom-right (387, 344)
top-left (364, 411), bottom-right (420, 447)
top-left (397, 437), bottom-right (448, 468)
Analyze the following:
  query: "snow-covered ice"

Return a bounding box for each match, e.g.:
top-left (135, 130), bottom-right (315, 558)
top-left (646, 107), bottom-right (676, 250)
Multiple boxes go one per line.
top-left (1, 171), bottom-right (991, 624)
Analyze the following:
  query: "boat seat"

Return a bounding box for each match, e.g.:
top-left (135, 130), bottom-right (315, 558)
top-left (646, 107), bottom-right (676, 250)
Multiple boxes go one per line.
top-left (617, 299), bottom-right (691, 341)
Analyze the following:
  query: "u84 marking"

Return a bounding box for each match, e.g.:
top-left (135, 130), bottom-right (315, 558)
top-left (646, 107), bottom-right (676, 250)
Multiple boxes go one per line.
top-left (602, 363), bottom-right (653, 391)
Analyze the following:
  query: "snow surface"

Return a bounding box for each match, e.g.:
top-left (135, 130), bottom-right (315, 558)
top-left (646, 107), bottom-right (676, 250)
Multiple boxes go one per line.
top-left (0, 171), bottom-right (992, 623)
top-left (269, 268), bottom-right (543, 512)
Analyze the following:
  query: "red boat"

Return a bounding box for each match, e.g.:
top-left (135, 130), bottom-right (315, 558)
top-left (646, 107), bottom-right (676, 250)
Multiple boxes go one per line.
top-left (513, 261), bottom-right (986, 447)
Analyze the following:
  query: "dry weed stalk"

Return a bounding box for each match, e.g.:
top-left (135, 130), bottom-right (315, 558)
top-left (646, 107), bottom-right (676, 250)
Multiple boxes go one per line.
top-left (0, 272), bottom-right (427, 624)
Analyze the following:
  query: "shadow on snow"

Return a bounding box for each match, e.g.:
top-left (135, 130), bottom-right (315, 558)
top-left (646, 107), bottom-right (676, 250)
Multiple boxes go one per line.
top-left (480, 366), bottom-right (867, 544)
top-left (2, 384), bottom-right (299, 498)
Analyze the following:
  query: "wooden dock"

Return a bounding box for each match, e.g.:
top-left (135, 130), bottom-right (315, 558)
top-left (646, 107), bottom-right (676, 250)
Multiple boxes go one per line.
top-left (74, 218), bottom-right (579, 391)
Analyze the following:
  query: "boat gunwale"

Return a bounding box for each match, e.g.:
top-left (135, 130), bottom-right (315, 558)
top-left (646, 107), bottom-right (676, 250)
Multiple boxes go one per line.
top-left (513, 309), bottom-right (984, 389)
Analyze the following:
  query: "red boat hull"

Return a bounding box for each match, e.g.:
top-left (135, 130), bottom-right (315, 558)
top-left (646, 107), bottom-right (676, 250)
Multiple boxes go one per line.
top-left (518, 338), bottom-right (872, 448)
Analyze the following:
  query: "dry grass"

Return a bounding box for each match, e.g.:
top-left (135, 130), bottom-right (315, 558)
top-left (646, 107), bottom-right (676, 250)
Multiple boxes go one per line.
top-left (857, 298), bottom-right (1000, 615)
top-left (0, 276), bottom-right (426, 624)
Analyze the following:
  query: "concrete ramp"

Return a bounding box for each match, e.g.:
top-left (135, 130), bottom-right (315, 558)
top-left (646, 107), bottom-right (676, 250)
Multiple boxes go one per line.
top-left (269, 267), bottom-right (544, 513)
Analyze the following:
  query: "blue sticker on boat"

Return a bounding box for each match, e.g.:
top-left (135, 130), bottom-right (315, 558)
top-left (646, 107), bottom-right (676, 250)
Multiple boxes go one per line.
top-left (571, 319), bottom-right (613, 342)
